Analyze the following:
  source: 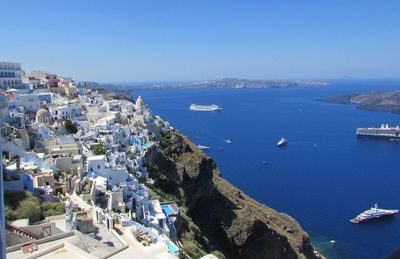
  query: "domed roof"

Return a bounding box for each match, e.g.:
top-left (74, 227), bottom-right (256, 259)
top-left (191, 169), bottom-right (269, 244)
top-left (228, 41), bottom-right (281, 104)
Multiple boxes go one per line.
top-left (36, 107), bottom-right (50, 117)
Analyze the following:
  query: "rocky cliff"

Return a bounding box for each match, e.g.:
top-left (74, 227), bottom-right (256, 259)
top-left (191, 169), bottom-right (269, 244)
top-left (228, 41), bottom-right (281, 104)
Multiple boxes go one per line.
top-left (146, 129), bottom-right (321, 259)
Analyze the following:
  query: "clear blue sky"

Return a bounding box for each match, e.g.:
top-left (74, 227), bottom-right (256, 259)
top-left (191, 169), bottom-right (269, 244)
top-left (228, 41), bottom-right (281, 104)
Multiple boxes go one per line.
top-left (1, 0), bottom-right (399, 82)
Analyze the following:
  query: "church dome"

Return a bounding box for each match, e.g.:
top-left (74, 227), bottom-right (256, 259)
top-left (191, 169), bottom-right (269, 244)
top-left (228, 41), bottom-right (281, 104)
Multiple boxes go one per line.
top-left (37, 107), bottom-right (50, 117)
top-left (36, 107), bottom-right (51, 123)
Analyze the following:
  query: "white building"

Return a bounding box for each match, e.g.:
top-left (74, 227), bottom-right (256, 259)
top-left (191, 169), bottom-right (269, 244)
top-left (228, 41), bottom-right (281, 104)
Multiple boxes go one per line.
top-left (8, 92), bottom-right (52, 112)
top-left (87, 155), bottom-right (130, 186)
top-left (49, 102), bottom-right (81, 120)
top-left (0, 61), bottom-right (24, 89)
top-left (31, 70), bottom-right (48, 80)
top-left (23, 76), bottom-right (47, 90)
top-left (122, 182), bottom-right (169, 235)
top-left (105, 100), bottom-right (122, 112)
top-left (106, 188), bottom-right (125, 212)
top-left (148, 200), bottom-right (168, 234)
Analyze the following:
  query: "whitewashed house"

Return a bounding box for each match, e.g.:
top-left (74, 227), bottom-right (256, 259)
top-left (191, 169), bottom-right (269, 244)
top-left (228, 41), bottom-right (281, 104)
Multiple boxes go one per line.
top-left (87, 155), bottom-right (130, 186)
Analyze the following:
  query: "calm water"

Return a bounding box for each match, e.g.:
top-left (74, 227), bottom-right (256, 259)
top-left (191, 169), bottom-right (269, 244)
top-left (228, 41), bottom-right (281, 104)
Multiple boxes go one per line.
top-left (133, 80), bottom-right (400, 259)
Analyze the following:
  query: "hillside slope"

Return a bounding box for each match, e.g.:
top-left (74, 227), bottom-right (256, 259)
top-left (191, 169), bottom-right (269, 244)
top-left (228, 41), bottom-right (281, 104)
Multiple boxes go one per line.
top-left (322, 90), bottom-right (400, 113)
top-left (146, 130), bottom-right (322, 259)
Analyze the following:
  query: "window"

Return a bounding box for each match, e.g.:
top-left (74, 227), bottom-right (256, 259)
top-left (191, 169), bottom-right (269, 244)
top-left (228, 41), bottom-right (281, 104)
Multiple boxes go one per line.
top-left (97, 165), bottom-right (100, 169)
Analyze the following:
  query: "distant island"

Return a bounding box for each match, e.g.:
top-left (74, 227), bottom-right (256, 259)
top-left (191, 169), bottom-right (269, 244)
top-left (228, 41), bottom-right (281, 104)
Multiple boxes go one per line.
top-left (95, 78), bottom-right (328, 91)
top-left (322, 89), bottom-right (400, 113)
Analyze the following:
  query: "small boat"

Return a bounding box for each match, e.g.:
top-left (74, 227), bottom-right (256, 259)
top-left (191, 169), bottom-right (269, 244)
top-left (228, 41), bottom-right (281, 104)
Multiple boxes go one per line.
top-left (262, 161), bottom-right (267, 165)
top-left (330, 240), bottom-right (336, 245)
top-left (350, 204), bottom-right (399, 224)
top-left (197, 145), bottom-right (210, 150)
top-left (225, 139), bottom-right (232, 144)
top-left (277, 137), bottom-right (287, 147)
top-left (219, 147), bottom-right (224, 151)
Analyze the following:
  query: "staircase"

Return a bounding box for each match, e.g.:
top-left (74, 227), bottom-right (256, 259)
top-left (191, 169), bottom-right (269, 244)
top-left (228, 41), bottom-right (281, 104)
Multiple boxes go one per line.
top-left (6, 223), bottom-right (40, 240)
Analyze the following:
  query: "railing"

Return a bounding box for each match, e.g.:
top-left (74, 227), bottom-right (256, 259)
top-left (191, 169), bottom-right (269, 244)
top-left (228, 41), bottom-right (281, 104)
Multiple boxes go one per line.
top-left (6, 224), bottom-right (40, 240)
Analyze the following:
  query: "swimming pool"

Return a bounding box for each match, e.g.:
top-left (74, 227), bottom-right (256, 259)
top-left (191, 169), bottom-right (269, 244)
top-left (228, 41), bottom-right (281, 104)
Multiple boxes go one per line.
top-left (165, 240), bottom-right (180, 254)
top-left (161, 204), bottom-right (173, 216)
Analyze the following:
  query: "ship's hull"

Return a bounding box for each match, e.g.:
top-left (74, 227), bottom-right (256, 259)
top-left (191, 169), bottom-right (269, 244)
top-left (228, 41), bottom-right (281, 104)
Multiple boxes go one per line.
top-left (356, 128), bottom-right (400, 139)
top-left (190, 107), bottom-right (220, 111)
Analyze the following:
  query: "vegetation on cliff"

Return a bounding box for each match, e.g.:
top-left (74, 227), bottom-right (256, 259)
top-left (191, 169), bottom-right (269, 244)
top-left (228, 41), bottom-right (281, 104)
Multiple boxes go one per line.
top-left (4, 190), bottom-right (65, 224)
top-left (146, 130), bottom-right (321, 259)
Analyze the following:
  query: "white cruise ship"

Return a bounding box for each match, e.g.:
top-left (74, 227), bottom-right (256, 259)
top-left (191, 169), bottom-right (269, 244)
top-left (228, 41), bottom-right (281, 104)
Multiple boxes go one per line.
top-left (190, 104), bottom-right (222, 111)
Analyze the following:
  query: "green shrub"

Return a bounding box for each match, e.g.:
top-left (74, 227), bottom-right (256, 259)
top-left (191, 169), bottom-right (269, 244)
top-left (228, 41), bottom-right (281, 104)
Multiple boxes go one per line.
top-left (4, 191), bottom-right (65, 223)
top-left (182, 240), bottom-right (206, 259)
top-left (92, 143), bottom-right (108, 155)
top-left (160, 131), bottom-right (173, 147)
top-left (64, 119), bottom-right (78, 134)
top-left (16, 200), bottom-right (41, 223)
top-left (5, 206), bottom-right (16, 222)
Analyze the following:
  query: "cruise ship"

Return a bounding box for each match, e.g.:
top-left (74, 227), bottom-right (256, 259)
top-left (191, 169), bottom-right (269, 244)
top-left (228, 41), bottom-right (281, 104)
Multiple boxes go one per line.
top-left (189, 104), bottom-right (221, 111)
top-left (350, 204), bottom-right (399, 224)
top-left (356, 124), bottom-right (400, 139)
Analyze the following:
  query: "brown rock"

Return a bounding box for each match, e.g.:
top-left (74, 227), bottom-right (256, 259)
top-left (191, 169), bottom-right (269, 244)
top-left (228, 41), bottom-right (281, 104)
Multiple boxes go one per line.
top-left (148, 130), bottom-right (321, 259)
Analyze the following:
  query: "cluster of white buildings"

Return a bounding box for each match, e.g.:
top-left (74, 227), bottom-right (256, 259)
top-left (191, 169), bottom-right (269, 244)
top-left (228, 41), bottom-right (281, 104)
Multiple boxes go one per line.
top-left (0, 61), bottom-right (204, 259)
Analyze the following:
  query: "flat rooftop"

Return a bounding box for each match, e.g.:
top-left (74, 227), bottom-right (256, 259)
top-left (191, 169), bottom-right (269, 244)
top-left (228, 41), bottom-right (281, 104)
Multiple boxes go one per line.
top-left (87, 155), bottom-right (105, 160)
top-left (36, 242), bottom-right (97, 259)
top-left (6, 230), bottom-right (122, 259)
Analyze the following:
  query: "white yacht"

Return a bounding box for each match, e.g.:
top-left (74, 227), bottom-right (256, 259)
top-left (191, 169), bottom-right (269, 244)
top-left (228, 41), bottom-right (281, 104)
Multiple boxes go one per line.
top-left (197, 145), bottom-right (210, 150)
top-left (350, 204), bottom-right (398, 223)
top-left (277, 137), bottom-right (287, 147)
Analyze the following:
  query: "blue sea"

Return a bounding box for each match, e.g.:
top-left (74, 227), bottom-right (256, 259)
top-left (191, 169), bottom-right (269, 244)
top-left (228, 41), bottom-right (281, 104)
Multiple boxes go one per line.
top-left (133, 79), bottom-right (400, 259)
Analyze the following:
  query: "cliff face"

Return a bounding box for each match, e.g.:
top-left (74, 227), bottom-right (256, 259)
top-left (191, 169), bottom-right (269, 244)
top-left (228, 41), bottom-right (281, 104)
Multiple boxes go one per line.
top-left (147, 130), bottom-right (320, 259)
